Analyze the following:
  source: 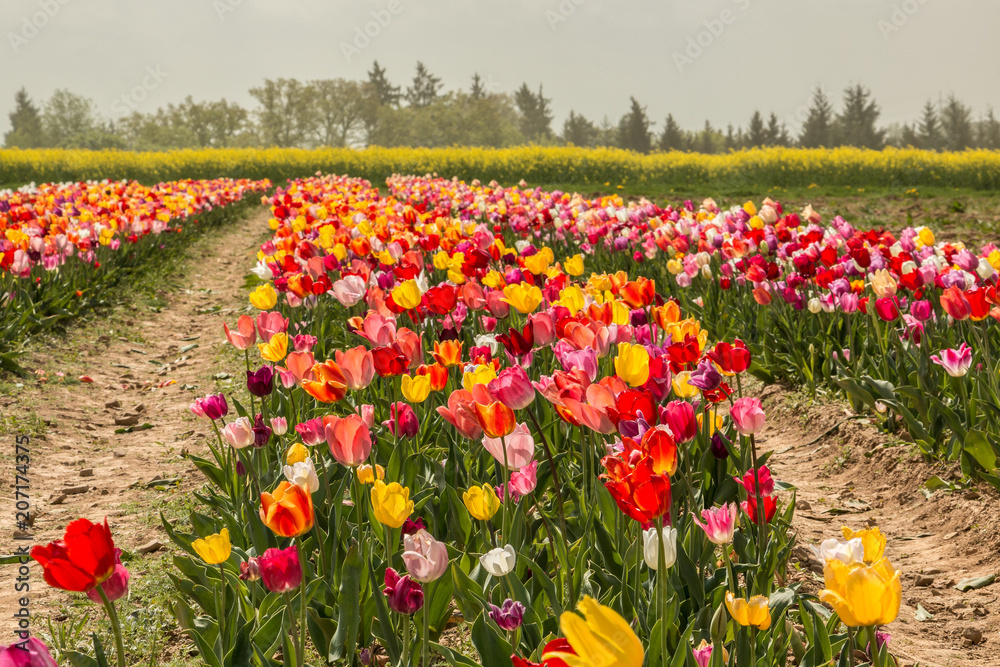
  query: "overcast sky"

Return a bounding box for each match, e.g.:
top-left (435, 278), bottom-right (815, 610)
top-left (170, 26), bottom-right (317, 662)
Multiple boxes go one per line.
top-left (2, 0), bottom-right (998, 138)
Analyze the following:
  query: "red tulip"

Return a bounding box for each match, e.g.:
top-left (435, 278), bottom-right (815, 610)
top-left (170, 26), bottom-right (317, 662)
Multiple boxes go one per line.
top-left (31, 518), bottom-right (117, 592)
top-left (372, 346), bottom-right (410, 377)
top-left (259, 545), bottom-right (302, 593)
top-left (706, 339), bottom-right (751, 374)
top-left (659, 400), bottom-right (696, 444)
top-left (424, 284), bottom-right (458, 315)
top-left (742, 494), bottom-right (777, 524)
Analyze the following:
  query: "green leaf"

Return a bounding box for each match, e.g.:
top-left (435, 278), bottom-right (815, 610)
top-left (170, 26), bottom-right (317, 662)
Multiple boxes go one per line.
top-left (955, 574), bottom-right (996, 591)
top-left (914, 603), bottom-right (934, 621)
top-left (431, 642), bottom-right (482, 667)
top-left (471, 615), bottom-right (513, 667)
top-left (330, 544), bottom-right (364, 661)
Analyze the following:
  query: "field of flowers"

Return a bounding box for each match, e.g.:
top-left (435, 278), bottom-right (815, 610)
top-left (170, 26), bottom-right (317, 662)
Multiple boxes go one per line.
top-left (0, 177), bottom-right (271, 372)
top-left (25, 173), bottom-right (945, 667)
top-left (3, 145), bottom-right (1000, 191)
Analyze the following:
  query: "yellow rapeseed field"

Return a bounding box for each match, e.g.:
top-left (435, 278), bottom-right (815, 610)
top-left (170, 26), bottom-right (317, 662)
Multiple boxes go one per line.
top-left (2, 145), bottom-right (999, 189)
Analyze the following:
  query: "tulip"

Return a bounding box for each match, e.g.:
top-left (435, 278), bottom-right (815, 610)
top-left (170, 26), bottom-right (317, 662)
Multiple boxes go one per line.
top-left (224, 315), bottom-right (256, 350)
top-left (239, 557), bottom-right (261, 582)
top-left (259, 545), bottom-right (302, 594)
top-left (432, 339), bottom-right (464, 367)
top-left (256, 310), bottom-right (289, 343)
top-left (692, 640), bottom-right (730, 667)
top-left (692, 504), bottom-right (738, 545)
top-left (249, 283), bottom-right (278, 309)
top-left (332, 275), bottom-right (367, 306)
top-left (383, 402), bottom-right (419, 439)
top-left (725, 591), bottom-right (771, 630)
top-left (192, 528), bottom-right (232, 565)
top-left (940, 285), bottom-right (972, 321)
top-left (222, 416), bottom-right (253, 449)
top-left (506, 460), bottom-right (539, 499)
top-left (401, 374), bottom-right (432, 403)
top-left (286, 442), bottom-right (309, 465)
top-left (480, 544), bottom-right (517, 577)
top-left (246, 366), bottom-right (275, 397)
top-left (489, 599), bottom-right (526, 631)
top-left (85, 548), bottom-right (129, 603)
top-left (811, 537), bottom-right (865, 565)
top-left (371, 480), bottom-right (415, 528)
top-left (734, 465), bottom-right (775, 496)
top-left (372, 345), bottom-right (410, 377)
top-left (295, 417), bottom-right (326, 446)
top-left (730, 397), bottom-right (765, 435)
top-left (283, 457), bottom-right (320, 493)
top-left (31, 518), bottom-right (116, 592)
top-left (482, 422), bottom-right (535, 471)
top-left (742, 494), bottom-right (777, 524)
top-left (384, 567), bottom-right (424, 615)
top-left (841, 526), bottom-right (886, 564)
top-left (930, 343), bottom-right (973, 377)
top-left (463, 364), bottom-right (499, 392)
top-left (391, 279), bottom-right (423, 310)
top-left (706, 339), bottom-right (751, 374)
top-left (819, 557), bottom-right (901, 627)
top-left (326, 414), bottom-right (372, 467)
top-left (463, 484), bottom-right (501, 520)
top-left (302, 360), bottom-right (348, 403)
top-left (642, 526), bottom-right (678, 570)
top-left (437, 390), bottom-right (484, 439)
top-left (614, 342), bottom-right (650, 387)
top-left (487, 366), bottom-right (536, 410)
top-left (190, 393), bottom-right (229, 421)
top-left (402, 529), bottom-right (449, 583)
top-left (660, 400), bottom-right (696, 444)
top-left (0, 638), bottom-right (58, 667)
top-left (335, 346), bottom-right (375, 390)
top-left (357, 463), bottom-right (386, 485)
top-left (260, 482), bottom-right (315, 537)
top-left (544, 596), bottom-right (644, 667)
top-left (252, 413), bottom-right (271, 449)
top-left (401, 517), bottom-right (426, 536)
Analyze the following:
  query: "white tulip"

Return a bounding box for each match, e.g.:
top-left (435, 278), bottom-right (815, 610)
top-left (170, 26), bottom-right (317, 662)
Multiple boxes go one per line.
top-left (810, 537), bottom-right (864, 565)
top-left (480, 545), bottom-right (516, 577)
top-left (283, 457), bottom-right (320, 493)
top-left (643, 527), bottom-right (678, 571)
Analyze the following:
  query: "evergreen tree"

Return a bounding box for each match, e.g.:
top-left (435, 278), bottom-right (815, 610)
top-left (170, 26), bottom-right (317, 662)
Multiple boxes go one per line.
top-left (4, 88), bottom-right (44, 148)
top-left (799, 87), bottom-right (833, 148)
top-left (514, 84), bottom-right (553, 142)
top-left (657, 114), bottom-right (687, 151)
top-left (470, 74), bottom-right (486, 100)
top-left (916, 101), bottom-right (942, 151)
top-left (367, 60), bottom-right (400, 107)
top-left (746, 111), bottom-right (767, 147)
top-left (697, 120), bottom-right (717, 154)
top-left (765, 113), bottom-right (790, 146)
top-left (405, 62), bottom-right (442, 108)
top-left (562, 110), bottom-right (597, 147)
top-left (836, 85), bottom-right (885, 148)
top-left (940, 94), bottom-right (973, 151)
top-left (617, 97), bottom-right (653, 153)
top-left (977, 108), bottom-right (1000, 149)
top-left (724, 124), bottom-right (738, 151)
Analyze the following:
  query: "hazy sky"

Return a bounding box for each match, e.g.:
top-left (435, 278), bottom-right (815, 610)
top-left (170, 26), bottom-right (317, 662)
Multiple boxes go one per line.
top-left (2, 0), bottom-right (998, 138)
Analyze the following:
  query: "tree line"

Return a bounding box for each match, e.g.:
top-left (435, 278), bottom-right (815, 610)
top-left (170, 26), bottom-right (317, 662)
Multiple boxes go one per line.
top-left (5, 62), bottom-right (1000, 152)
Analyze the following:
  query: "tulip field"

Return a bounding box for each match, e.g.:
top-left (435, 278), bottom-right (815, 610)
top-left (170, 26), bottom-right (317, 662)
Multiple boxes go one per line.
top-left (12, 166), bottom-right (1000, 667)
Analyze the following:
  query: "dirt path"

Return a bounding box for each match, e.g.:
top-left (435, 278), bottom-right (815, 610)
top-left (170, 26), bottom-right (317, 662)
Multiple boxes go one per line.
top-left (761, 385), bottom-right (1000, 667)
top-left (0, 208), bottom-right (270, 630)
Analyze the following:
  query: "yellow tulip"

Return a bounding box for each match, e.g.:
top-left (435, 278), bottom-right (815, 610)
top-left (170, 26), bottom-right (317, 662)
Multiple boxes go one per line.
top-left (841, 526), bottom-right (886, 564)
top-left (725, 591), bottom-right (771, 630)
top-left (391, 280), bottom-right (423, 310)
top-left (556, 285), bottom-right (586, 314)
top-left (371, 480), bottom-right (414, 528)
top-left (523, 248), bottom-right (554, 275)
top-left (258, 332), bottom-right (288, 362)
top-left (286, 442), bottom-right (309, 465)
top-left (544, 596), bottom-right (644, 667)
top-left (614, 343), bottom-right (650, 387)
top-left (463, 484), bottom-right (500, 521)
top-left (672, 371), bottom-right (699, 398)
top-left (401, 374), bottom-right (432, 403)
top-left (191, 528), bottom-right (232, 565)
top-left (819, 557), bottom-right (901, 627)
top-left (697, 410), bottom-right (724, 436)
top-left (917, 227), bottom-right (935, 247)
top-left (611, 300), bottom-right (630, 326)
top-left (869, 269), bottom-right (897, 299)
top-left (250, 283), bottom-right (278, 310)
top-left (564, 254), bottom-right (584, 276)
top-left (502, 283), bottom-right (544, 314)
top-left (433, 251), bottom-right (450, 270)
top-left (462, 364), bottom-right (498, 392)
top-left (357, 463), bottom-right (385, 485)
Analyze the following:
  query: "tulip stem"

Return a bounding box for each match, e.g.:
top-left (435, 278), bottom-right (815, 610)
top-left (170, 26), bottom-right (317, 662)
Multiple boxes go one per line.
top-left (654, 519), bottom-right (668, 663)
top-left (296, 540), bottom-right (308, 667)
top-left (218, 564), bottom-right (228, 652)
top-left (283, 592), bottom-right (299, 667)
top-left (722, 547), bottom-right (737, 596)
top-left (847, 626), bottom-right (856, 667)
top-left (527, 408), bottom-right (568, 539)
top-left (96, 584), bottom-right (126, 667)
top-left (402, 614), bottom-right (411, 667)
top-left (747, 433), bottom-right (768, 595)
top-left (421, 593), bottom-right (431, 667)
top-left (501, 436), bottom-right (510, 543)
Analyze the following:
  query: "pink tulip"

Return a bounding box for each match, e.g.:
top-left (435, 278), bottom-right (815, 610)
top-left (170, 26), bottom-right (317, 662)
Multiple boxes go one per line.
top-left (734, 465), bottom-right (775, 496)
top-left (296, 417), bottom-right (326, 446)
top-left (730, 397), bottom-right (766, 435)
top-left (357, 404), bottom-right (375, 429)
top-left (222, 416), bottom-right (254, 449)
top-left (488, 366), bottom-right (536, 410)
top-left (562, 383), bottom-right (617, 434)
top-left (292, 334), bottom-right (318, 352)
top-left (224, 315), bottom-right (256, 350)
top-left (437, 390), bottom-right (484, 440)
top-left (402, 529), bottom-right (449, 583)
top-left (482, 422), bottom-right (535, 471)
top-left (256, 311), bottom-right (289, 343)
top-left (505, 460), bottom-right (538, 500)
top-left (528, 312), bottom-right (556, 346)
top-left (486, 289), bottom-right (510, 318)
top-left (461, 283), bottom-right (487, 310)
top-left (395, 328), bottom-right (424, 367)
top-left (0, 638), bottom-right (58, 667)
top-left (332, 275), bottom-right (367, 307)
top-left (326, 414), bottom-right (372, 466)
top-left (270, 416), bottom-right (288, 436)
top-left (86, 549), bottom-right (129, 603)
top-left (660, 400), bottom-right (696, 444)
top-left (359, 312), bottom-right (397, 347)
top-left (259, 545), bottom-right (302, 593)
top-left (335, 346), bottom-right (375, 390)
top-left (931, 343), bottom-right (973, 377)
top-left (692, 503), bottom-right (738, 545)
top-left (383, 402), bottom-right (419, 439)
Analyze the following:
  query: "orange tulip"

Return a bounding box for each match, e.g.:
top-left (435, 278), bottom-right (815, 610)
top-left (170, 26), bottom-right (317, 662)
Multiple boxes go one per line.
top-left (260, 481), bottom-right (315, 537)
top-left (432, 340), bottom-right (464, 367)
top-left (417, 363), bottom-right (449, 391)
top-left (335, 346), bottom-right (375, 390)
top-left (303, 360), bottom-right (348, 403)
top-left (471, 385), bottom-right (516, 438)
top-left (621, 277), bottom-right (655, 308)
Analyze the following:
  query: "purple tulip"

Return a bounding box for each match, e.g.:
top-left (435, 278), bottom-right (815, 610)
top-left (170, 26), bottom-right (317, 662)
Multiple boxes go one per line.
top-left (488, 599), bottom-right (525, 631)
top-left (191, 393), bottom-right (229, 421)
top-left (688, 358), bottom-right (722, 391)
top-left (252, 413), bottom-right (272, 449)
top-left (710, 432), bottom-right (730, 460)
top-left (383, 568), bottom-right (424, 615)
top-left (246, 366), bottom-right (275, 397)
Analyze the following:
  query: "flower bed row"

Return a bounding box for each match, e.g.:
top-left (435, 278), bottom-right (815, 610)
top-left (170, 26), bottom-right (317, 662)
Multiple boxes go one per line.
top-left (0, 178), bottom-right (271, 371)
top-left (26, 175), bottom-right (907, 667)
